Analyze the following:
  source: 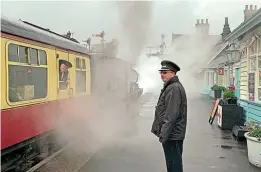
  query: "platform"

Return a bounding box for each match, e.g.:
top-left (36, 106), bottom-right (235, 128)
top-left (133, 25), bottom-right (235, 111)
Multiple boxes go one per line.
top-left (34, 94), bottom-right (260, 172)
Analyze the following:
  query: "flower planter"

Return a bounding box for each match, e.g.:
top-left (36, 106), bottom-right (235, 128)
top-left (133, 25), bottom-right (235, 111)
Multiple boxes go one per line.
top-left (217, 104), bottom-right (244, 130)
top-left (244, 132), bottom-right (261, 167)
top-left (227, 97), bottom-right (237, 105)
top-left (214, 90), bottom-right (222, 99)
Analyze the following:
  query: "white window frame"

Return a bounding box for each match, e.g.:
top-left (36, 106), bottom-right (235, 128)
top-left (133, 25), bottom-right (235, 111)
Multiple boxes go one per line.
top-left (224, 68), bottom-right (228, 86)
top-left (247, 35), bottom-right (261, 101)
top-left (257, 36), bottom-right (261, 101)
top-left (214, 72), bottom-right (217, 85)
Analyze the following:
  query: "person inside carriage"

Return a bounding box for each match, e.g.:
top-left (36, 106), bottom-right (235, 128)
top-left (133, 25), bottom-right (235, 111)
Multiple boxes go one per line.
top-left (59, 60), bottom-right (72, 89)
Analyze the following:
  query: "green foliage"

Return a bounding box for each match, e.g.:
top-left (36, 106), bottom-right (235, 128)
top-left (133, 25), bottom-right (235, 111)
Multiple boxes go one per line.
top-left (223, 91), bottom-right (235, 99)
top-left (211, 84), bottom-right (226, 91)
top-left (245, 121), bottom-right (261, 140)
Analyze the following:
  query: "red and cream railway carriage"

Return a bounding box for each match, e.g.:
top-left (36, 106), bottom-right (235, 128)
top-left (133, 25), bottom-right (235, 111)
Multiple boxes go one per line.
top-left (1, 17), bottom-right (94, 171)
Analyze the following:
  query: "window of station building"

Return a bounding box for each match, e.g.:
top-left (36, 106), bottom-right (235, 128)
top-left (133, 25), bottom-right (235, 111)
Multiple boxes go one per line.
top-left (249, 39), bottom-right (257, 56)
top-left (258, 55), bottom-right (261, 101)
top-left (214, 72), bottom-right (217, 85)
top-left (75, 57), bottom-right (86, 93)
top-left (205, 72), bottom-right (209, 86)
top-left (249, 56), bottom-right (257, 72)
top-left (7, 43), bottom-right (48, 103)
top-left (242, 47), bottom-right (247, 58)
top-left (259, 36), bottom-right (261, 53)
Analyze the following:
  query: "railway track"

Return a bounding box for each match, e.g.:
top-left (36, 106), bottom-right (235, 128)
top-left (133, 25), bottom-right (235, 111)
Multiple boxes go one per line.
top-left (26, 138), bottom-right (84, 172)
top-left (1, 120), bottom-right (93, 172)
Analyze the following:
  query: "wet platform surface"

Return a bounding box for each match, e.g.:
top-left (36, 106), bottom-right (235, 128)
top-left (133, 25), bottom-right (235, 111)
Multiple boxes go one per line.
top-left (78, 94), bottom-right (260, 172)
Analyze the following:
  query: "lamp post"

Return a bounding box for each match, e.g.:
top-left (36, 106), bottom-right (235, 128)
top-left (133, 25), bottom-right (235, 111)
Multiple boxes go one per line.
top-left (224, 42), bottom-right (240, 87)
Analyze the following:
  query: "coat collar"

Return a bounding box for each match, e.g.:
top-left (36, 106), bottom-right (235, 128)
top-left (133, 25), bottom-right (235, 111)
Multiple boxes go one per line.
top-left (159, 76), bottom-right (179, 97)
top-left (164, 76), bottom-right (179, 87)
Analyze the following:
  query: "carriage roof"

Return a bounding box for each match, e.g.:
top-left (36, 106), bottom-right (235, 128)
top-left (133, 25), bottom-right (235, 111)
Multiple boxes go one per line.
top-left (1, 17), bottom-right (89, 55)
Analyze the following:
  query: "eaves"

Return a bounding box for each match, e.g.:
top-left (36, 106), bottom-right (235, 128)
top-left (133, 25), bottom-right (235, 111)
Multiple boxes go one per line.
top-left (224, 9), bottom-right (261, 42)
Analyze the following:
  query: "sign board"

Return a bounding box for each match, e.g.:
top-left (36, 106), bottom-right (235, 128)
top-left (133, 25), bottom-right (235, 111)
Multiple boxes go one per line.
top-left (217, 105), bottom-right (222, 127)
top-left (209, 99), bottom-right (220, 124)
top-left (249, 73), bottom-right (255, 101)
top-left (218, 68), bottom-right (224, 75)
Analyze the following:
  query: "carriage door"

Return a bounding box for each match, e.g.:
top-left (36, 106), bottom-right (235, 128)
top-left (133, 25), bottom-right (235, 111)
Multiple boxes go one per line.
top-left (56, 51), bottom-right (72, 99)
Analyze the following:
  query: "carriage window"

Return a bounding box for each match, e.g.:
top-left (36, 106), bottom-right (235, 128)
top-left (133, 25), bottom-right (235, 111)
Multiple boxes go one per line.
top-left (58, 59), bottom-right (71, 90)
top-left (30, 48), bottom-right (38, 65)
top-left (39, 50), bottom-right (47, 65)
top-left (8, 66), bottom-right (47, 102)
top-left (8, 44), bottom-right (19, 62)
top-left (19, 46), bottom-right (29, 63)
top-left (7, 43), bottom-right (48, 103)
top-left (82, 59), bottom-right (86, 69)
top-left (76, 58), bottom-right (81, 68)
top-left (75, 57), bottom-right (86, 93)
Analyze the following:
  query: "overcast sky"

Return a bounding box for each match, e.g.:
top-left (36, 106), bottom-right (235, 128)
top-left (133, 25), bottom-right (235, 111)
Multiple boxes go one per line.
top-left (2, 0), bottom-right (261, 46)
top-left (2, 0), bottom-right (261, 92)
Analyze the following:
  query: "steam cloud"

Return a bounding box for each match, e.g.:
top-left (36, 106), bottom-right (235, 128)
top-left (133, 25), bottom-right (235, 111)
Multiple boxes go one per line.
top-left (117, 1), bottom-right (153, 65)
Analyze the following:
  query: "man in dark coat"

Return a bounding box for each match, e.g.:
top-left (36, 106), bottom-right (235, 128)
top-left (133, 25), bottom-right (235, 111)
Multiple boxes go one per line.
top-left (151, 60), bottom-right (187, 172)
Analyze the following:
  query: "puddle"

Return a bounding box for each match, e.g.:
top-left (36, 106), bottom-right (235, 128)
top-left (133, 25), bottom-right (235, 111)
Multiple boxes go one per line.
top-left (221, 137), bottom-right (231, 140)
top-left (221, 145), bottom-right (232, 149)
top-left (213, 144), bottom-right (247, 151)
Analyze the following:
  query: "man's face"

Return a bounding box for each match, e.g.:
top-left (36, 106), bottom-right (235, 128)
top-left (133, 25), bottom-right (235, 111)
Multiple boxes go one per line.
top-left (160, 70), bottom-right (175, 83)
top-left (60, 64), bottom-right (69, 72)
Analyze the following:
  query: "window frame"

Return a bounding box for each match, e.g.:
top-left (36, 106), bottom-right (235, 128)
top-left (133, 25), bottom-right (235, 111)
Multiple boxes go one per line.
top-left (6, 41), bottom-right (48, 106)
top-left (249, 38), bottom-right (258, 56)
top-left (224, 69), bottom-right (228, 87)
top-left (75, 57), bottom-right (87, 94)
top-left (247, 36), bottom-right (261, 102)
top-left (257, 54), bottom-right (261, 101)
top-left (58, 58), bottom-right (71, 91)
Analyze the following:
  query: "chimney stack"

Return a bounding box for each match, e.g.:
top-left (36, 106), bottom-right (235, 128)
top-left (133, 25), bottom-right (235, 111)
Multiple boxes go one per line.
top-left (204, 19), bottom-right (210, 35)
top-left (195, 19), bottom-right (209, 35)
top-left (221, 17), bottom-right (231, 40)
top-left (244, 4), bottom-right (258, 21)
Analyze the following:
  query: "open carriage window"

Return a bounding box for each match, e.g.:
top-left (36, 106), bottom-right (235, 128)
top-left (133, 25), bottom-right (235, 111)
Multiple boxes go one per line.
top-left (58, 59), bottom-right (72, 90)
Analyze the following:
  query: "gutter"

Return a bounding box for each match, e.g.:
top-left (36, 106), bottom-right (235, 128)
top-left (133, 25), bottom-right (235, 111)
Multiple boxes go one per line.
top-left (224, 9), bottom-right (261, 42)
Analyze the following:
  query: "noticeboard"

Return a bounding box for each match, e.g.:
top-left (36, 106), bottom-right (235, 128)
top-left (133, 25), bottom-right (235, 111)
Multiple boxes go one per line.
top-left (209, 99), bottom-right (220, 124)
top-left (249, 73), bottom-right (255, 101)
top-left (218, 68), bottom-right (224, 75)
top-left (217, 105), bottom-right (222, 127)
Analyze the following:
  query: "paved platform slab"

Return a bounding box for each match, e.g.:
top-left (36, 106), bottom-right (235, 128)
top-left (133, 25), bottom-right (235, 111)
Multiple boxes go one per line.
top-left (78, 94), bottom-right (260, 172)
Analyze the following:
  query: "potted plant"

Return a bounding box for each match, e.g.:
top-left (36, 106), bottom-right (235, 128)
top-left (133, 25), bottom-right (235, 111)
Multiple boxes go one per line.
top-left (211, 84), bottom-right (226, 100)
top-left (244, 121), bottom-right (261, 167)
top-left (223, 90), bottom-right (237, 104)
